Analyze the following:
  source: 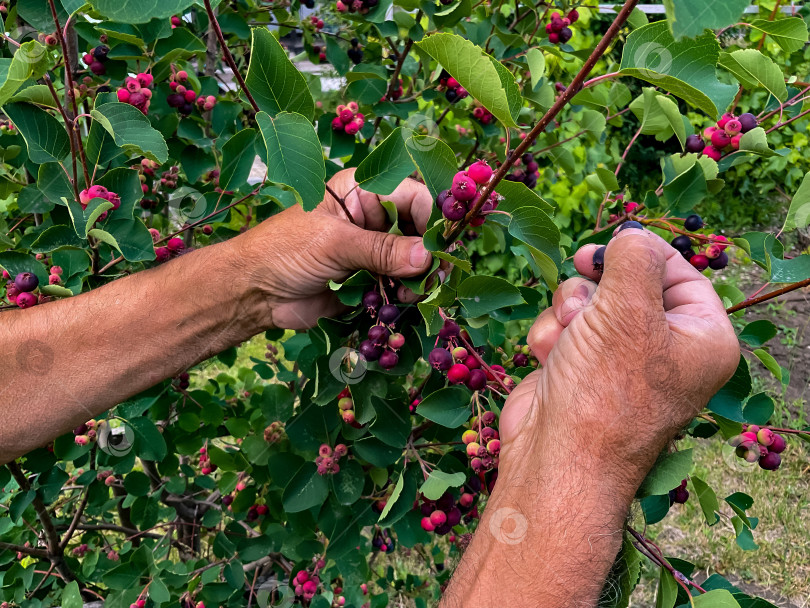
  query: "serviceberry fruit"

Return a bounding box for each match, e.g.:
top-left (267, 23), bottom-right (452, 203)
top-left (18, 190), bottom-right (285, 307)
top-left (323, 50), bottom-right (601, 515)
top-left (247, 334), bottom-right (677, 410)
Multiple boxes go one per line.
top-left (467, 160), bottom-right (493, 185)
top-left (703, 146), bottom-right (722, 161)
top-left (367, 324), bottom-right (390, 345)
top-left (684, 214), bottom-right (703, 231)
top-left (436, 189), bottom-right (452, 209)
top-left (618, 220), bottom-right (643, 231)
top-left (450, 173), bottom-right (477, 202)
top-left (429, 348), bottom-right (453, 371)
top-left (447, 363), bottom-right (470, 384)
top-left (359, 340), bottom-right (382, 362)
top-left (16, 292), bottom-right (36, 308)
top-left (592, 245), bottom-right (606, 273)
top-left (685, 134), bottom-right (705, 153)
top-left (442, 197), bottom-right (468, 221)
top-left (466, 368), bottom-right (487, 391)
top-left (388, 332), bottom-right (405, 350)
top-left (690, 254), bottom-right (710, 271)
top-left (439, 319), bottom-right (460, 340)
top-left (671, 235), bottom-right (693, 252)
top-left (513, 353), bottom-right (529, 367)
top-left (379, 350), bottom-right (399, 370)
top-left (378, 304), bottom-right (399, 325)
top-left (759, 451), bottom-right (781, 471)
top-left (738, 112), bottom-right (758, 133)
top-left (14, 272), bottom-right (38, 292)
top-left (362, 291), bottom-right (383, 311)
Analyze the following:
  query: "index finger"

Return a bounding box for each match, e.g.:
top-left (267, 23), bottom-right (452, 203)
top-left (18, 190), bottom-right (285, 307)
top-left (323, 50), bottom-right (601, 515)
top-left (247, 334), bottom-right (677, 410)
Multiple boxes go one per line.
top-left (354, 174), bottom-right (434, 234)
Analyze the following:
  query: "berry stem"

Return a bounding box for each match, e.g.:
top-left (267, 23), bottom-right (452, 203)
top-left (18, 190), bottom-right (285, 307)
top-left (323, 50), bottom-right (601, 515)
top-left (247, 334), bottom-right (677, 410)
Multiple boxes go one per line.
top-left (325, 183), bottom-right (358, 225)
top-left (442, 0), bottom-right (641, 243)
top-left (698, 413), bottom-right (808, 436)
top-left (457, 333), bottom-right (512, 395)
top-left (614, 123), bottom-right (643, 177)
top-left (203, 0), bottom-right (260, 114)
top-left (627, 526), bottom-right (707, 594)
top-left (42, 74), bottom-right (81, 202)
top-left (725, 277), bottom-right (810, 314)
top-left (765, 107), bottom-right (810, 134)
top-left (581, 71), bottom-right (620, 89)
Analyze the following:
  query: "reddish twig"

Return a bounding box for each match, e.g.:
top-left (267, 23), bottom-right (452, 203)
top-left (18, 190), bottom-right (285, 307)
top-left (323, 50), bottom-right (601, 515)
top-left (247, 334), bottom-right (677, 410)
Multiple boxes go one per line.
top-left (725, 277), bottom-right (810, 314)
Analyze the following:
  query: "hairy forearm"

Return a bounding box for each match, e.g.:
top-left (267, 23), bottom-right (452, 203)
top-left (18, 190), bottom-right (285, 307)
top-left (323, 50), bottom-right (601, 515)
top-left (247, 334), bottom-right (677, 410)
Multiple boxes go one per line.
top-left (0, 237), bottom-right (271, 464)
top-left (441, 448), bottom-right (636, 607)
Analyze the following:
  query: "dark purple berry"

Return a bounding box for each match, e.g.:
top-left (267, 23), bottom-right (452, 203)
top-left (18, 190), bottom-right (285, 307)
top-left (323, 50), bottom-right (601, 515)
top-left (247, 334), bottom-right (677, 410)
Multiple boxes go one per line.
top-left (167, 93), bottom-right (185, 108)
top-left (466, 368), bottom-right (487, 391)
top-left (429, 348), bottom-right (453, 371)
top-left (436, 189), bottom-right (452, 209)
top-left (379, 350), bottom-right (399, 370)
top-left (558, 27), bottom-right (572, 43)
top-left (367, 324), bottom-right (390, 345)
top-left (93, 45), bottom-right (109, 60)
top-left (14, 272), bottom-right (38, 292)
top-left (708, 251), bottom-right (728, 270)
top-left (618, 220), bottom-right (644, 232)
top-left (442, 198), bottom-right (468, 221)
top-left (681, 249), bottom-right (695, 261)
top-left (378, 304), bottom-right (399, 325)
top-left (359, 340), bottom-right (383, 362)
top-left (362, 291), bottom-right (383, 311)
top-left (759, 451), bottom-right (781, 470)
top-left (685, 134), bottom-right (705, 153)
top-left (592, 246), bottom-right (606, 273)
top-left (684, 214), bottom-right (703, 231)
top-left (445, 89), bottom-right (458, 103)
top-left (738, 113), bottom-right (758, 133)
top-left (438, 319), bottom-right (460, 340)
top-left (446, 507), bottom-right (462, 526)
top-left (89, 61), bottom-right (106, 75)
top-left (513, 353), bottom-right (529, 367)
top-left (671, 487), bottom-right (689, 504)
top-left (671, 235), bottom-right (693, 252)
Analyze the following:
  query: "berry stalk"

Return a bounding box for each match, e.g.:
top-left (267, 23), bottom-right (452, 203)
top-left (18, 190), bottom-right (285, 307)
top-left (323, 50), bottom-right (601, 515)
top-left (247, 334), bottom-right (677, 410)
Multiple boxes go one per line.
top-left (442, 0), bottom-right (641, 243)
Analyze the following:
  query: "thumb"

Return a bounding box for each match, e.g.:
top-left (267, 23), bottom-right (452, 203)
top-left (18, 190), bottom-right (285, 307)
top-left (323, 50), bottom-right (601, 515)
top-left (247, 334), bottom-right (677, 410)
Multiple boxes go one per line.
top-left (337, 224), bottom-right (433, 277)
top-left (599, 228), bottom-right (668, 308)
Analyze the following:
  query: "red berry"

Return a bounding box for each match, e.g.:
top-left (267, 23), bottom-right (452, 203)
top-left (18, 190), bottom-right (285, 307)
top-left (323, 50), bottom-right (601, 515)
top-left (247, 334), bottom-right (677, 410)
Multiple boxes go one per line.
top-left (447, 363), bottom-right (470, 384)
top-left (467, 160), bottom-right (493, 185)
top-left (711, 130), bottom-right (731, 149)
top-left (759, 451), bottom-right (781, 470)
top-left (166, 237), bottom-right (184, 252)
top-left (770, 433), bottom-right (787, 454)
top-left (430, 510), bottom-right (447, 526)
top-left (466, 368), bottom-right (487, 391)
top-left (703, 146), bottom-right (722, 161)
top-left (420, 517), bottom-right (435, 532)
top-left (548, 32), bottom-right (560, 44)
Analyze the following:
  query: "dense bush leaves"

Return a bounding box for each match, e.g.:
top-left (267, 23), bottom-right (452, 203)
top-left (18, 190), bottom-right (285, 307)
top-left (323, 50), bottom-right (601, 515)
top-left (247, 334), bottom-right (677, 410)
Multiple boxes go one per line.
top-left (664, 0), bottom-right (749, 40)
top-left (619, 22), bottom-right (737, 117)
top-left (4, 102), bottom-right (70, 163)
top-left (355, 127), bottom-right (416, 195)
top-left (91, 102), bottom-right (169, 164)
top-left (0, 42), bottom-right (50, 106)
top-left (88, 0), bottom-right (204, 23)
top-left (748, 18), bottom-right (809, 53)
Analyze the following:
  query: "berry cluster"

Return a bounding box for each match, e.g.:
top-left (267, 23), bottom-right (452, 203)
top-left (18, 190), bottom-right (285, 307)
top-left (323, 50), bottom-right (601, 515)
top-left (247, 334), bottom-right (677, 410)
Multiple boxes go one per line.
top-left (264, 421), bottom-right (285, 443)
top-left (504, 152), bottom-right (539, 189)
top-left (686, 112), bottom-right (759, 161)
top-left (153, 235), bottom-right (186, 263)
top-left (37, 32), bottom-right (58, 47)
top-left (4, 271), bottom-right (43, 309)
top-left (73, 419), bottom-right (102, 446)
top-left (731, 425), bottom-right (787, 470)
top-left (472, 106), bottom-right (494, 125)
top-left (669, 479), bottom-right (689, 505)
top-left (0, 119), bottom-right (16, 134)
top-left (82, 45), bottom-right (110, 76)
top-left (382, 79), bottom-right (404, 102)
top-left (436, 162), bottom-right (497, 224)
top-left (463, 411), bottom-right (499, 472)
top-left (97, 469), bottom-right (117, 487)
top-left (371, 528), bottom-right (396, 553)
top-left (312, 44), bottom-right (327, 63)
top-left (171, 16), bottom-right (183, 28)
top-left (510, 344), bottom-right (535, 367)
top-left (347, 38), bottom-right (363, 64)
top-left (246, 502), bottom-right (269, 521)
top-left (293, 569), bottom-right (321, 601)
top-left (198, 445), bottom-right (218, 475)
top-left (80, 184), bottom-right (122, 221)
top-left (72, 543), bottom-right (90, 557)
top-left (331, 101), bottom-right (365, 136)
top-left (315, 443), bottom-right (348, 475)
top-left (440, 73), bottom-right (469, 103)
top-left (669, 214), bottom-right (730, 271)
top-left (358, 291), bottom-right (406, 368)
top-left (308, 14), bottom-right (325, 30)
top-left (167, 71), bottom-right (217, 115)
top-left (115, 73), bottom-right (154, 114)
top-left (337, 388), bottom-right (358, 424)
top-left (419, 477), bottom-right (482, 535)
top-left (546, 10), bottom-right (577, 45)
top-left (335, 0), bottom-right (378, 15)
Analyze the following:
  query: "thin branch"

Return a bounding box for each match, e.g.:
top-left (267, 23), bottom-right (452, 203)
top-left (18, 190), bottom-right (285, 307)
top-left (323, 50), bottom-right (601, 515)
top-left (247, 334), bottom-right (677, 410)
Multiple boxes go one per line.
top-left (43, 74), bottom-right (80, 202)
top-left (204, 0), bottom-right (260, 113)
top-left (59, 486), bottom-right (90, 551)
top-left (443, 0), bottom-right (641, 243)
top-left (325, 183), bottom-right (357, 225)
top-left (726, 277), bottom-right (810, 314)
top-left (0, 541), bottom-right (49, 559)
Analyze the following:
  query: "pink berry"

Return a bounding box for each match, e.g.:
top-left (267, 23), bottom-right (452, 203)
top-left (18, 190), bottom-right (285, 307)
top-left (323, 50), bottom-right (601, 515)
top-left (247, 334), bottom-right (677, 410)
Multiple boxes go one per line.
top-left (429, 510), bottom-right (447, 526)
top-left (166, 237), bottom-right (184, 252)
top-left (117, 89), bottom-right (131, 103)
top-left (716, 112), bottom-right (734, 129)
top-left (466, 442), bottom-right (481, 457)
top-left (467, 160), bottom-right (493, 185)
top-left (770, 433), bottom-right (787, 454)
top-left (462, 429), bottom-right (478, 444)
top-left (344, 122), bottom-right (360, 135)
top-left (420, 516), bottom-right (435, 531)
top-left (154, 246), bottom-right (171, 262)
top-left (451, 173), bottom-right (477, 202)
top-left (703, 146), bottom-right (722, 161)
top-left (447, 363), bottom-right (470, 384)
top-left (184, 89), bottom-right (197, 103)
top-left (447, 77), bottom-right (459, 88)
top-left (16, 292), bottom-right (37, 308)
top-left (724, 119), bottom-right (742, 136)
top-left (486, 439), bottom-right (500, 455)
top-left (177, 70), bottom-right (188, 81)
top-left (387, 332), bottom-right (405, 350)
top-left (711, 130), bottom-right (732, 149)
top-left (757, 428), bottom-right (775, 446)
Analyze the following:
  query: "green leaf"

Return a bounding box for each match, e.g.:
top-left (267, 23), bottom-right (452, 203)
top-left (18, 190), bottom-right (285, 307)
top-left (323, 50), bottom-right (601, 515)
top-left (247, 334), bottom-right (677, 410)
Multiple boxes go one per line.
top-left (4, 102), bottom-right (70, 164)
top-left (585, 167), bottom-right (621, 193)
top-left (526, 48), bottom-right (545, 91)
top-left (0, 41), bottom-right (50, 106)
top-left (655, 95), bottom-right (687, 148)
top-left (752, 348), bottom-right (783, 382)
top-left (739, 320), bottom-right (777, 348)
top-left (379, 463), bottom-right (419, 526)
top-left (619, 22), bottom-right (737, 118)
top-left (129, 416), bottom-right (167, 461)
top-left (663, 0), bottom-right (749, 40)
top-left (743, 393), bottom-right (774, 425)
top-left (693, 589), bottom-right (741, 608)
top-left (30, 225), bottom-right (85, 252)
top-left (283, 462), bottom-right (329, 512)
top-left (719, 49), bottom-right (786, 102)
top-left (0, 251), bottom-right (49, 286)
top-left (419, 470), bottom-right (466, 500)
top-left (91, 102), bottom-right (169, 164)
top-left (636, 448), bottom-right (693, 498)
top-left (405, 134), bottom-right (460, 201)
top-left (603, 536), bottom-right (643, 608)
top-left (416, 33), bottom-right (520, 127)
top-left (61, 581), bottom-right (83, 608)
top-left (123, 471), bottom-right (152, 496)
top-left (10, 84), bottom-right (59, 108)
top-left (245, 27), bottom-right (314, 120)
top-left (220, 128), bottom-right (257, 192)
top-left (781, 171), bottom-right (810, 233)
top-left (256, 111), bottom-right (325, 211)
top-left (333, 459), bottom-right (365, 505)
top-left (416, 387), bottom-right (471, 428)
top-left (662, 162), bottom-right (707, 214)
top-left (355, 127), bottom-right (416, 195)
top-left (738, 127), bottom-right (776, 157)
top-left (708, 355), bottom-right (750, 422)
top-left (691, 476), bottom-right (720, 526)
top-left (457, 276), bottom-right (525, 317)
top-left (89, 0), bottom-right (198, 23)
top-left (89, 218), bottom-right (156, 262)
top-left (748, 18), bottom-right (809, 53)
top-left (655, 567), bottom-right (678, 608)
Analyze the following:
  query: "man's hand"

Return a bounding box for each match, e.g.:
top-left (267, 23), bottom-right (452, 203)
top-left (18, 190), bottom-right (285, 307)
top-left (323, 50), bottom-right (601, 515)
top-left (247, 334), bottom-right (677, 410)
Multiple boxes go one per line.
top-left (442, 227), bottom-right (739, 607)
top-left (235, 168), bottom-right (435, 329)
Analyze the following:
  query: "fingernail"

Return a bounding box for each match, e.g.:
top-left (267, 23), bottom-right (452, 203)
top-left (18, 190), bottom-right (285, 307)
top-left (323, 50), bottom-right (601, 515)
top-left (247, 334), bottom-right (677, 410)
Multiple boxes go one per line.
top-left (410, 242), bottom-right (430, 268)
